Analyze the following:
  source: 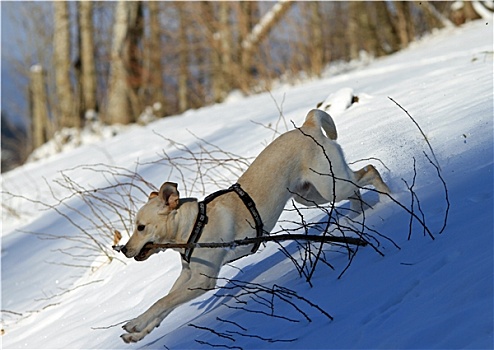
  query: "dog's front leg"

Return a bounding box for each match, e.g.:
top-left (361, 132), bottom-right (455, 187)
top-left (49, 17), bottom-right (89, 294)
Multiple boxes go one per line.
top-left (121, 266), bottom-right (217, 343)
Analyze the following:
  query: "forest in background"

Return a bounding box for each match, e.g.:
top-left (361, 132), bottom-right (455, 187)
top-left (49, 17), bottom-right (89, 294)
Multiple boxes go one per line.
top-left (1, 0), bottom-right (492, 172)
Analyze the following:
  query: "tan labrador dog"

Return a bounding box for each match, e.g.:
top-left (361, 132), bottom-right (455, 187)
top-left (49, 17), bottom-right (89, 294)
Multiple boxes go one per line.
top-left (120, 109), bottom-right (390, 343)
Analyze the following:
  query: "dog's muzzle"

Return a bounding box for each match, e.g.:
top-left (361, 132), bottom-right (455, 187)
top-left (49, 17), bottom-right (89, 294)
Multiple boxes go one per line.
top-left (133, 242), bottom-right (155, 261)
top-left (114, 242), bottom-right (155, 261)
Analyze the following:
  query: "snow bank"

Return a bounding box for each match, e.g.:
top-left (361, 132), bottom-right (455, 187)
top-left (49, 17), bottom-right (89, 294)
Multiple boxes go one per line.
top-left (1, 20), bottom-right (492, 349)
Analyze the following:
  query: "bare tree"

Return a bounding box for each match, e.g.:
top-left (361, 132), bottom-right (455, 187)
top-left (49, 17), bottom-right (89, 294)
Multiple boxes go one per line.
top-left (307, 1), bottom-right (324, 77)
top-left (176, 2), bottom-right (190, 113)
top-left (29, 65), bottom-right (50, 149)
top-left (348, 1), bottom-right (363, 60)
top-left (393, 1), bottom-right (415, 49)
top-left (415, 1), bottom-right (453, 30)
top-left (145, 1), bottom-right (165, 116)
top-left (105, 1), bottom-right (143, 124)
top-left (198, 2), bottom-right (236, 103)
top-left (240, 1), bottom-right (294, 91)
top-left (375, 1), bottom-right (401, 54)
top-left (236, 1), bottom-right (259, 92)
top-left (241, 1), bottom-right (294, 54)
top-left (78, 1), bottom-right (98, 117)
top-left (53, 2), bottom-right (77, 128)
top-left (2, 0), bottom-right (467, 168)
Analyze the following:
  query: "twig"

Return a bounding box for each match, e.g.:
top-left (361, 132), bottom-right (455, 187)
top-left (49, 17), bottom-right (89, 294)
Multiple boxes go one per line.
top-left (423, 151), bottom-right (450, 234)
top-left (189, 324), bottom-right (236, 342)
top-left (91, 320), bottom-right (129, 330)
top-left (388, 96), bottom-right (440, 169)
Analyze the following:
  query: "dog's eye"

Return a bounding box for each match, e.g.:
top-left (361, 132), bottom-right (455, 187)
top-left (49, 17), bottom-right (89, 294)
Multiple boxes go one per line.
top-left (137, 224), bottom-right (146, 231)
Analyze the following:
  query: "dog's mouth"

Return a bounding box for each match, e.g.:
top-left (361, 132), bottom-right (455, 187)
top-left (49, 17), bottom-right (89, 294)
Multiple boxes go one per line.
top-left (135, 242), bottom-right (156, 261)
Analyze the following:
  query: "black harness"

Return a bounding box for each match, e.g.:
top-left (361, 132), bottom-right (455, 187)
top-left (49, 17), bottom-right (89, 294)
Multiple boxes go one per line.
top-left (181, 183), bottom-right (264, 263)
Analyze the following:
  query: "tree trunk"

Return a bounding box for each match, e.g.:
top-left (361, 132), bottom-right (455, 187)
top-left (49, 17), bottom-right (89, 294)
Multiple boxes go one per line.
top-left (30, 65), bottom-right (50, 149)
top-left (241, 0), bottom-right (293, 52)
top-left (146, 1), bottom-right (165, 116)
top-left (177, 3), bottom-right (189, 113)
top-left (394, 1), bottom-right (414, 49)
top-left (363, 2), bottom-right (382, 57)
top-left (218, 2), bottom-right (232, 97)
top-left (348, 1), bottom-right (362, 60)
top-left (106, 1), bottom-right (143, 125)
top-left (308, 1), bottom-right (323, 77)
top-left (375, 1), bottom-right (401, 54)
top-left (198, 2), bottom-right (221, 103)
top-left (236, 2), bottom-right (259, 92)
top-left (240, 0), bottom-right (293, 91)
top-left (78, 1), bottom-right (98, 117)
top-left (415, 1), bottom-right (453, 30)
top-left (53, 2), bottom-right (77, 128)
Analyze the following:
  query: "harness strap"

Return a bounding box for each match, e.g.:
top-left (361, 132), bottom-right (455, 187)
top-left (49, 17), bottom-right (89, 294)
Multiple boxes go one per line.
top-left (181, 183), bottom-right (264, 263)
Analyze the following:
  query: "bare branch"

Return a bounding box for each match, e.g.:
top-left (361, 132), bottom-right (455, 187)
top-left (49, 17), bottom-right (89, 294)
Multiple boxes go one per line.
top-left (388, 96), bottom-right (441, 169)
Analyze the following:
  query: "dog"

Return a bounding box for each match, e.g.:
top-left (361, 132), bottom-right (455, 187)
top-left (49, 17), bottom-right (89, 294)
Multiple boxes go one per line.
top-left (119, 109), bottom-right (390, 343)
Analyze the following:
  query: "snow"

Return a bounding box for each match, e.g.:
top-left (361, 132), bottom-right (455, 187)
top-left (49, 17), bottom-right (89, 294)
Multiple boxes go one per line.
top-left (2, 20), bottom-right (493, 349)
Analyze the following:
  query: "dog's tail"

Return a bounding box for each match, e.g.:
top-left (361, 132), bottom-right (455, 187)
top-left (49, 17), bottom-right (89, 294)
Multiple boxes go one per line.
top-left (302, 109), bottom-right (338, 140)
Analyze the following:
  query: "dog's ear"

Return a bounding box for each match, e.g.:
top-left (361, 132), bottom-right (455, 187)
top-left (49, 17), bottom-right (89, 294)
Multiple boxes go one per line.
top-left (148, 191), bottom-right (159, 200)
top-left (159, 182), bottom-right (180, 210)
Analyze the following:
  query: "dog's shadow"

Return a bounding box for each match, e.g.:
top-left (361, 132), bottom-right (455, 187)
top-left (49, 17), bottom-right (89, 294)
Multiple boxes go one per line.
top-left (190, 190), bottom-right (381, 315)
top-left (144, 192), bottom-right (383, 348)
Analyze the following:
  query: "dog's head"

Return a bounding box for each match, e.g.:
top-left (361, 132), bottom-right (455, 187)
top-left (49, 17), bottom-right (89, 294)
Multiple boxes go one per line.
top-left (121, 182), bottom-right (180, 261)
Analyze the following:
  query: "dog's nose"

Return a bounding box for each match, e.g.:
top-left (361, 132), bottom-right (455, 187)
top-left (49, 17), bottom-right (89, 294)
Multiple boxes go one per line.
top-left (121, 246), bottom-right (128, 255)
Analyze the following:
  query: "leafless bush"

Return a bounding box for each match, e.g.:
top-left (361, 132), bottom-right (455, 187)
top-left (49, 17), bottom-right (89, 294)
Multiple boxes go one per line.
top-left (140, 130), bottom-right (254, 197)
top-left (3, 163), bottom-right (156, 266)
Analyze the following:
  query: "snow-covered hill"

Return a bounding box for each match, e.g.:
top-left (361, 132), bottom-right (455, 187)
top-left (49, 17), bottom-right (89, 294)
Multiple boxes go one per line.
top-left (2, 20), bottom-right (493, 349)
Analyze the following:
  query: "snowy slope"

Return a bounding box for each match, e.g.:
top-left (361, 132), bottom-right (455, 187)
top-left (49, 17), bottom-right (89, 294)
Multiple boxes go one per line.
top-left (2, 20), bottom-right (493, 349)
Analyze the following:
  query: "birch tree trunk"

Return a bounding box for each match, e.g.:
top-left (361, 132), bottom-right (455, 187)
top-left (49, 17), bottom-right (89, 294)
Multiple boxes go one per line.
top-left (53, 2), bottom-right (77, 128)
top-left (240, 0), bottom-right (293, 53)
top-left (240, 0), bottom-right (293, 91)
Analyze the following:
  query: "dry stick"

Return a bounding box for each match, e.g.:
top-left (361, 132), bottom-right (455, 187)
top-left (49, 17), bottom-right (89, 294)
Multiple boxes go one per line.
top-left (291, 123), bottom-right (338, 284)
top-left (404, 157), bottom-right (418, 240)
top-left (349, 157), bottom-right (391, 172)
top-left (114, 234), bottom-right (367, 253)
top-left (423, 151), bottom-right (450, 234)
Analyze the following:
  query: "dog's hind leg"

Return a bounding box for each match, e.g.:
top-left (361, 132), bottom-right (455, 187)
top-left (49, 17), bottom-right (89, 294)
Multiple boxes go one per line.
top-left (353, 165), bottom-right (390, 194)
top-left (349, 165), bottom-right (390, 212)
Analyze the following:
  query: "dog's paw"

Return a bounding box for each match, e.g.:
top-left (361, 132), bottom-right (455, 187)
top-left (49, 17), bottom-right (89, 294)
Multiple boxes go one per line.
top-left (121, 318), bottom-right (161, 343)
top-left (121, 332), bottom-right (143, 343)
top-left (122, 315), bottom-right (162, 343)
top-left (123, 316), bottom-right (147, 333)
